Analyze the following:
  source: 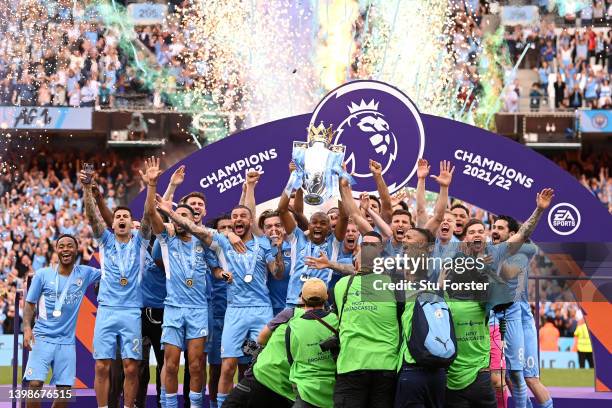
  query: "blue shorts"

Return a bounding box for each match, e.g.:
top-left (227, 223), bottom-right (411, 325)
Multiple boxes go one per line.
top-left (162, 305), bottom-right (209, 350)
top-left (501, 317), bottom-right (540, 377)
top-left (207, 314), bottom-right (252, 366)
top-left (94, 306), bottom-right (142, 360)
top-left (221, 306), bottom-right (272, 358)
top-left (24, 339), bottom-right (75, 386)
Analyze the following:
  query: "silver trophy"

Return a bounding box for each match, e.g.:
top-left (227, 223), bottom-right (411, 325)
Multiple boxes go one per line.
top-left (291, 122), bottom-right (347, 206)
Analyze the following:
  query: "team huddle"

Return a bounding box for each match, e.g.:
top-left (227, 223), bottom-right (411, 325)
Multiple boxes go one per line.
top-left (22, 155), bottom-right (556, 408)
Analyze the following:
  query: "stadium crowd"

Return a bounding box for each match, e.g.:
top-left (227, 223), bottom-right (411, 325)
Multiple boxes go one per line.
top-left (0, 147), bottom-right (155, 334)
top-left (503, 2), bottom-right (612, 111)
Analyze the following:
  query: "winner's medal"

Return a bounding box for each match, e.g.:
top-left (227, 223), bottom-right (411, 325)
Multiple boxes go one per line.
top-left (53, 266), bottom-right (75, 319)
top-left (114, 239), bottom-right (135, 289)
top-left (244, 274), bottom-right (253, 283)
top-left (178, 239), bottom-right (197, 289)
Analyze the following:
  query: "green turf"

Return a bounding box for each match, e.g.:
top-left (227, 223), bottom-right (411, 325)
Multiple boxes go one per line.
top-left (539, 368), bottom-right (595, 387)
top-left (0, 367), bottom-right (595, 388)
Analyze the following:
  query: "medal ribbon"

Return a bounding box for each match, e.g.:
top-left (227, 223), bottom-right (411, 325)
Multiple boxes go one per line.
top-left (114, 237), bottom-right (135, 284)
top-left (177, 238), bottom-right (196, 283)
top-left (236, 234), bottom-right (259, 281)
top-left (54, 265), bottom-right (75, 316)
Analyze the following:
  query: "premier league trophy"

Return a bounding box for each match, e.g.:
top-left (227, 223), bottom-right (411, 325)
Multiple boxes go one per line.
top-left (286, 122), bottom-right (351, 206)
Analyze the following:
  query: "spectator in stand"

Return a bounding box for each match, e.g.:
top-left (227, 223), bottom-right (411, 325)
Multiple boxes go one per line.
top-left (554, 73), bottom-right (567, 109)
top-left (568, 84), bottom-right (583, 108)
top-left (539, 316), bottom-right (560, 351)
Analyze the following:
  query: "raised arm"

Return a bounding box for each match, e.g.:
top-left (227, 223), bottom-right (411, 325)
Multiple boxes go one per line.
top-left (415, 158), bottom-right (430, 228)
top-left (370, 160), bottom-right (393, 223)
top-left (162, 164), bottom-right (185, 202)
top-left (339, 177), bottom-right (373, 234)
top-left (80, 171), bottom-right (106, 239)
top-left (289, 161), bottom-right (305, 218)
top-left (424, 160), bottom-right (455, 234)
top-left (366, 205), bottom-right (392, 240)
top-left (141, 157), bottom-right (165, 235)
top-left (156, 194), bottom-right (214, 246)
top-left (244, 171), bottom-right (262, 236)
top-left (334, 199), bottom-right (349, 241)
top-left (507, 188), bottom-right (555, 250)
top-left (278, 164), bottom-right (298, 235)
top-left (91, 181), bottom-right (113, 228)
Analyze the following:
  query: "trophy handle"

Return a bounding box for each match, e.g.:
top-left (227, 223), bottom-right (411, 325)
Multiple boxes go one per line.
top-left (329, 144), bottom-right (346, 154)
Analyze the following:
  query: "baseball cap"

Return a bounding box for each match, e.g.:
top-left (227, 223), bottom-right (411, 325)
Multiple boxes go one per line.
top-left (301, 278), bottom-right (328, 302)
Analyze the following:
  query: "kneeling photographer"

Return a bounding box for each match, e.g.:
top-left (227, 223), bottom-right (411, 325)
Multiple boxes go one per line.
top-left (287, 278), bottom-right (339, 408)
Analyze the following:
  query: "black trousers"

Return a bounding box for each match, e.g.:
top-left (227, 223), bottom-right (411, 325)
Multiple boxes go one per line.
top-left (445, 371), bottom-right (496, 408)
top-left (108, 308), bottom-right (164, 408)
top-left (578, 351), bottom-right (594, 369)
top-left (224, 376), bottom-right (293, 408)
top-left (334, 369), bottom-right (396, 408)
top-left (139, 308), bottom-right (164, 408)
top-left (394, 364), bottom-right (446, 408)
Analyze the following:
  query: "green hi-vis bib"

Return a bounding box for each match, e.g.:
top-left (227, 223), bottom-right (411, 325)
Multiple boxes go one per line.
top-left (334, 274), bottom-right (400, 374)
top-left (253, 308), bottom-right (304, 401)
top-left (447, 300), bottom-right (489, 390)
top-left (288, 311), bottom-right (339, 408)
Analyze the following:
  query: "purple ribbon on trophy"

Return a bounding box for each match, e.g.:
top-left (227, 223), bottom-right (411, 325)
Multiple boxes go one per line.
top-left (285, 122), bottom-right (353, 206)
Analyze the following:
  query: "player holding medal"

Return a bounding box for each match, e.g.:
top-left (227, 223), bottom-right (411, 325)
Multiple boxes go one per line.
top-left (81, 166), bottom-right (151, 408)
top-left (144, 158), bottom-right (230, 408)
top-left (157, 194), bottom-right (284, 408)
top-left (23, 234), bottom-right (101, 407)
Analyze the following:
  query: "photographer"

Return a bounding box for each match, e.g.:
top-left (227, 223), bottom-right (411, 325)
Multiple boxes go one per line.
top-left (287, 278), bottom-right (338, 408)
top-left (332, 231), bottom-right (399, 408)
top-left (224, 308), bottom-right (304, 408)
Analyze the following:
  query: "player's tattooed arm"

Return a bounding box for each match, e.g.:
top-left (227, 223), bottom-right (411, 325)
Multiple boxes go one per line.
top-left (91, 181), bottom-right (113, 228)
top-left (244, 171), bottom-right (263, 236)
top-left (80, 171), bottom-right (106, 239)
top-left (157, 196), bottom-right (214, 246)
top-left (425, 160), bottom-right (455, 234)
top-left (370, 160), bottom-right (393, 223)
top-left (142, 157), bottom-right (165, 235)
top-left (23, 301), bottom-right (36, 350)
top-left (267, 246), bottom-right (285, 279)
top-left (507, 188), bottom-right (555, 252)
top-left (415, 158), bottom-right (430, 228)
top-left (305, 251), bottom-right (355, 275)
top-left (288, 161), bottom-right (306, 219)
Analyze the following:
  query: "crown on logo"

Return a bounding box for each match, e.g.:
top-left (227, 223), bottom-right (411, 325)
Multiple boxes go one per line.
top-left (307, 121), bottom-right (335, 145)
top-left (347, 99), bottom-right (379, 114)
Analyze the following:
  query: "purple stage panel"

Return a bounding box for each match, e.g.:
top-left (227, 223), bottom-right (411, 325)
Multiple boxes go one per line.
top-left (0, 386), bottom-right (609, 407)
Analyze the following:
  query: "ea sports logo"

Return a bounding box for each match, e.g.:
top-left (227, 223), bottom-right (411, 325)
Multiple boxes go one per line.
top-left (548, 203), bottom-right (581, 235)
top-left (309, 80), bottom-right (424, 195)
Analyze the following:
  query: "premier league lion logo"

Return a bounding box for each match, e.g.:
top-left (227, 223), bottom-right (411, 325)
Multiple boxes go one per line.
top-left (309, 80), bottom-right (424, 195)
top-left (334, 99), bottom-right (398, 178)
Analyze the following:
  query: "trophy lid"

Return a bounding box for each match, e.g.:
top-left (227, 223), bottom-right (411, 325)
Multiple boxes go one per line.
top-left (307, 121), bottom-right (335, 146)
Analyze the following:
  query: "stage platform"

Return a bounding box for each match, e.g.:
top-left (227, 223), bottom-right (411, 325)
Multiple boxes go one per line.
top-left (1, 385), bottom-right (610, 407)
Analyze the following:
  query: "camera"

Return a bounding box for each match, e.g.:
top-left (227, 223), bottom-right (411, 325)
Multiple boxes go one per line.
top-left (242, 338), bottom-right (262, 358)
top-left (319, 335), bottom-right (340, 360)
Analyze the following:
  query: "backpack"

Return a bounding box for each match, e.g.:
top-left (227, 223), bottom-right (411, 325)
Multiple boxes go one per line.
top-left (408, 292), bottom-right (457, 368)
